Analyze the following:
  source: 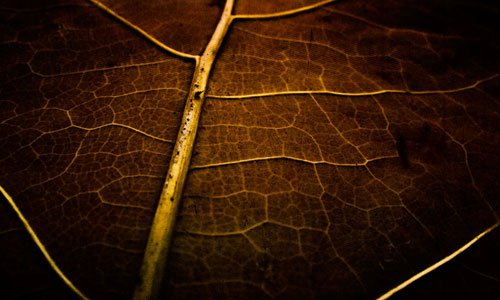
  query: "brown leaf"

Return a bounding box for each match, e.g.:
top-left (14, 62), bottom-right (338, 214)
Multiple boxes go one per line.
top-left (1, 0), bottom-right (499, 299)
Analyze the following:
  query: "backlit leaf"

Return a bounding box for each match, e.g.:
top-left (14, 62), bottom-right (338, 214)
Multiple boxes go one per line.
top-left (1, 0), bottom-right (499, 299)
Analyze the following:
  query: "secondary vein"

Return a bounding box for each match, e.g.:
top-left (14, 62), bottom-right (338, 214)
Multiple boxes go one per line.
top-left (88, 0), bottom-right (199, 62)
top-left (0, 185), bottom-right (89, 300)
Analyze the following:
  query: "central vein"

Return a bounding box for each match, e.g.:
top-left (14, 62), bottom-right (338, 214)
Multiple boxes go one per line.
top-left (132, 1), bottom-right (235, 299)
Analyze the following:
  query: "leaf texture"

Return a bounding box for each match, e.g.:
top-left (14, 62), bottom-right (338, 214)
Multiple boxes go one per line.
top-left (0, 0), bottom-right (499, 299)
top-left (1, 0), bottom-right (196, 298)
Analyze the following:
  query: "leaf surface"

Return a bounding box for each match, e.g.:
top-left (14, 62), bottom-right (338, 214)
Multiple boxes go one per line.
top-left (0, 0), bottom-right (197, 298)
top-left (0, 0), bottom-right (499, 299)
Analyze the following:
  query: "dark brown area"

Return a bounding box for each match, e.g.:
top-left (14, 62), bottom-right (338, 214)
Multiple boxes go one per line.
top-left (394, 229), bottom-right (500, 300)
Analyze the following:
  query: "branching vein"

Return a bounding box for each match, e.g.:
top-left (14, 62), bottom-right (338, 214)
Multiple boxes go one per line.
top-left (207, 74), bottom-right (499, 99)
top-left (233, 0), bottom-right (338, 20)
top-left (88, 0), bottom-right (199, 62)
top-left (191, 155), bottom-right (399, 170)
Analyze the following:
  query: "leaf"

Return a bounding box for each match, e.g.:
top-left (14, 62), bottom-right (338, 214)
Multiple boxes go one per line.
top-left (0, 0), bottom-right (499, 299)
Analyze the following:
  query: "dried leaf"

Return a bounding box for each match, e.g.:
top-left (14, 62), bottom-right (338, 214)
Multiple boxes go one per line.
top-left (1, 0), bottom-right (499, 299)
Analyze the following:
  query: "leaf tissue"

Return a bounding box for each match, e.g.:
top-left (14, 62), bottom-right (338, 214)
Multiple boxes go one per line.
top-left (1, 0), bottom-right (499, 299)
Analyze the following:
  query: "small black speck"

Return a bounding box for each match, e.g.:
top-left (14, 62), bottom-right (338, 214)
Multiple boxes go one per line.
top-left (194, 91), bottom-right (202, 100)
top-left (170, 197), bottom-right (174, 202)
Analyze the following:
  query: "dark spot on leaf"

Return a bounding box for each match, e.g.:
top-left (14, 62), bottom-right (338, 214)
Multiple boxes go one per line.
top-left (396, 133), bottom-right (410, 169)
